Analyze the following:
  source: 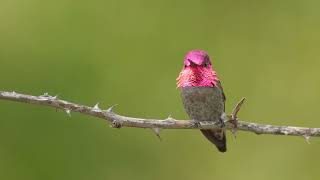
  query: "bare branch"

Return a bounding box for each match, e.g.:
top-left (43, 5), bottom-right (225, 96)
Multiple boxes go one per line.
top-left (231, 97), bottom-right (246, 119)
top-left (0, 91), bottom-right (320, 138)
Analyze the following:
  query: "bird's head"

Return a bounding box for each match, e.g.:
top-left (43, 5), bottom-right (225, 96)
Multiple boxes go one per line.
top-left (177, 50), bottom-right (219, 88)
top-left (183, 50), bottom-right (211, 68)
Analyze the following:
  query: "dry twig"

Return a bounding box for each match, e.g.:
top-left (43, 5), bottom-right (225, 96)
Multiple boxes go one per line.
top-left (0, 91), bottom-right (319, 140)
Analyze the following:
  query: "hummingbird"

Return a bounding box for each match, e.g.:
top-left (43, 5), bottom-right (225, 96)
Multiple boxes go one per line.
top-left (176, 50), bottom-right (227, 152)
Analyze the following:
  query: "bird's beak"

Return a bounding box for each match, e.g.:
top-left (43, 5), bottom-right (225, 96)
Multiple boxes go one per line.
top-left (190, 59), bottom-right (203, 66)
top-left (184, 59), bottom-right (203, 67)
top-left (184, 59), bottom-right (191, 66)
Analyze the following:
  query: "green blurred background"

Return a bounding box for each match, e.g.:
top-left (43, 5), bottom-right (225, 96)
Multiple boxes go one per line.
top-left (1, 0), bottom-right (320, 179)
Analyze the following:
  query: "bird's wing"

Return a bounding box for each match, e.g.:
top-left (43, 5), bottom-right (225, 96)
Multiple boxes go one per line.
top-left (216, 80), bottom-right (226, 111)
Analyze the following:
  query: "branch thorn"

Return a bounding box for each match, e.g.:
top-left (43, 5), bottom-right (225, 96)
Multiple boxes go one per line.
top-left (93, 102), bottom-right (100, 110)
top-left (151, 128), bottom-right (162, 141)
top-left (65, 109), bottom-right (71, 117)
top-left (165, 115), bottom-right (175, 121)
top-left (107, 104), bottom-right (118, 113)
top-left (42, 92), bottom-right (49, 97)
top-left (303, 135), bottom-right (311, 144)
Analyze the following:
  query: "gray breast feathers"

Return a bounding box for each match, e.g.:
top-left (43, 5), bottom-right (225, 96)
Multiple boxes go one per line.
top-left (181, 87), bottom-right (225, 122)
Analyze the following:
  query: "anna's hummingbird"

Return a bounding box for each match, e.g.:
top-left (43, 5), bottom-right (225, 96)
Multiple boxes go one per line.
top-left (176, 50), bottom-right (227, 152)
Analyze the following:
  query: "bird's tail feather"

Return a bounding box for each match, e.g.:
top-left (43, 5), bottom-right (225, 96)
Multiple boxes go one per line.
top-left (200, 129), bottom-right (226, 152)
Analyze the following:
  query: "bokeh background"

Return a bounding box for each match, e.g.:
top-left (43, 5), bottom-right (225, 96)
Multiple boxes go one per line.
top-left (1, 0), bottom-right (320, 179)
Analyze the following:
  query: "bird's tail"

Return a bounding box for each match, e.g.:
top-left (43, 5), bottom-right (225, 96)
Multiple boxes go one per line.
top-left (200, 129), bottom-right (226, 152)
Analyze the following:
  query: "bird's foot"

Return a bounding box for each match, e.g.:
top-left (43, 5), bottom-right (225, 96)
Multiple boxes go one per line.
top-left (218, 116), bottom-right (226, 129)
top-left (191, 120), bottom-right (201, 128)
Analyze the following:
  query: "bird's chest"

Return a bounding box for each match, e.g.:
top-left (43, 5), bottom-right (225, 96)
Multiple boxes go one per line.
top-left (181, 87), bottom-right (224, 122)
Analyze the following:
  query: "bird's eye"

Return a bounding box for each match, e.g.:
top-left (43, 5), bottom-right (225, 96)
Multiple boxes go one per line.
top-left (203, 62), bottom-right (208, 67)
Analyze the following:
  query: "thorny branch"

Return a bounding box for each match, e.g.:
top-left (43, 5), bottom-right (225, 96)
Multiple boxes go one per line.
top-left (0, 91), bottom-right (319, 141)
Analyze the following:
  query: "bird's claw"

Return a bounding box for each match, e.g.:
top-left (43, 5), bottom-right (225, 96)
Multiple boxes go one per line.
top-left (219, 117), bottom-right (226, 129)
top-left (191, 120), bottom-right (201, 128)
